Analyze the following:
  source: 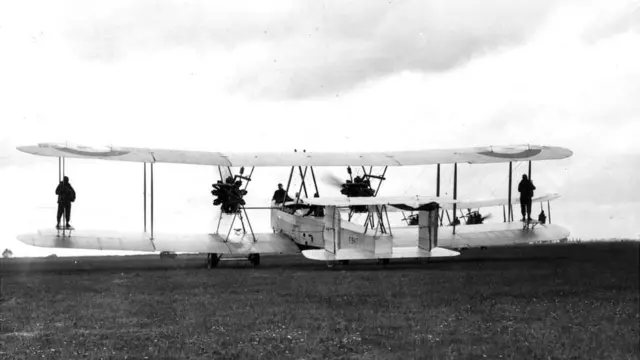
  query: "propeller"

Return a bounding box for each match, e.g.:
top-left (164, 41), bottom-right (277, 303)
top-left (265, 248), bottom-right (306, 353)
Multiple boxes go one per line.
top-left (320, 172), bottom-right (344, 190)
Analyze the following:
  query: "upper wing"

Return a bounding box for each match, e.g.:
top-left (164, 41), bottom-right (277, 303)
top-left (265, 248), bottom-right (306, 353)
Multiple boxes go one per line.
top-left (16, 142), bottom-right (572, 167)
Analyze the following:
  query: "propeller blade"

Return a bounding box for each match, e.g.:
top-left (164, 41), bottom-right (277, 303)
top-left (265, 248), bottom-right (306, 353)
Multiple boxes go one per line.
top-left (320, 172), bottom-right (344, 189)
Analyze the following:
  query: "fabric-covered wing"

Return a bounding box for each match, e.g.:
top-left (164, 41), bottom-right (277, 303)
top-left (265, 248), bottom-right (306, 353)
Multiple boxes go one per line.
top-left (302, 195), bottom-right (457, 210)
top-left (304, 193), bottom-right (560, 211)
top-left (17, 229), bottom-right (301, 254)
top-left (439, 193), bottom-right (561, 210)
top-left (16, 143), bottom-right (572, 167)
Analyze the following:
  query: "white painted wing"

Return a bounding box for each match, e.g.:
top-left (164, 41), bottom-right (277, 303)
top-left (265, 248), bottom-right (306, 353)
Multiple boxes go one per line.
top-left (439, 193), bottom-right (561, 210)
top-left (304, 193), bottom-right (559, 211)
top-left (302, 195), bottom-right (456, 208)
top-left (301, 246), bottom-right (459, 261)
top-left (388, 223), bottom-right (571, 248)
top-left (17, 229), bottom-right (301, 254)
top-left (16, 143), bottom-right (572, 167)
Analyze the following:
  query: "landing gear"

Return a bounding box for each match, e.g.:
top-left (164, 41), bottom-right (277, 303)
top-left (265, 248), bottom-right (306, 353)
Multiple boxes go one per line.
top-left (206, 253), bottom-right (220, 269)
top-left (206, 253), bottom-right (260, 269)
top-left (248, 253), bottom-right (260, 266)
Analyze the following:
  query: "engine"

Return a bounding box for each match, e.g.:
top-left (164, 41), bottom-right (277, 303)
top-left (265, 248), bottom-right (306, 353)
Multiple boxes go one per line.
top-left (340, 175), bottom-right (374, 213)
top-left (211, 176), bottom-right (247, 214)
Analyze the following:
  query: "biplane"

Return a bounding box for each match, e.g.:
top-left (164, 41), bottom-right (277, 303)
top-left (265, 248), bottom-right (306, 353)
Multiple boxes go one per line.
top-left (15, 142), bottom-right (572, 268)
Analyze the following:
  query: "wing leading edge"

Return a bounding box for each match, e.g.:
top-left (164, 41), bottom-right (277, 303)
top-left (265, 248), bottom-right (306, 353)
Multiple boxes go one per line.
top-left (16, 143), bottom-right (572, 167)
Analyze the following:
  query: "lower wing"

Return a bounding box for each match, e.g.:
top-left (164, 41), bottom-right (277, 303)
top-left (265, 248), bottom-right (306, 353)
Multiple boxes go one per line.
top-left (17, 229), bottom-right (301, 254)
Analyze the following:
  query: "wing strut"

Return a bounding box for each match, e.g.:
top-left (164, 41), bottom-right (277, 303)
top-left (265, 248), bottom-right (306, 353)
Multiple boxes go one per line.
top-left (507, 161), bottom-right (513, 222)
top-left (143, 163), bottom-right (147, 233)
top-left (436, 164), bottom-right (443, 225)
top-left (452, 163), bottom-right (458, 235)
top-left (150, 162), bottom-right (154, 240)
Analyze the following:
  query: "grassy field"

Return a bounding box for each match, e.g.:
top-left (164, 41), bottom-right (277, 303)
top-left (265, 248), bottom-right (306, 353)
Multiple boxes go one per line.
top-left (1, 242), bottom-right (638, 359)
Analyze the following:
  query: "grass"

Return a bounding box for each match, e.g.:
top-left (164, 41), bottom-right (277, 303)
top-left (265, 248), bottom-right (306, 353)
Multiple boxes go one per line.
top-left (1, 242), bottom-right (638, 359)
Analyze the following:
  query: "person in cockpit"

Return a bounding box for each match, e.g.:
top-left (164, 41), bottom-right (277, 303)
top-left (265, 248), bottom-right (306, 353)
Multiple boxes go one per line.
top-left (272, 183), bottom-right (292, 204)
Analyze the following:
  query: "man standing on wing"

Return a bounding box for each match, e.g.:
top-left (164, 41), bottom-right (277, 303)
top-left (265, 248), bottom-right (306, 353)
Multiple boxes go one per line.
top-left (56, 176), bottom-right (76, 229)
top-left (518, 174), bottom-right (536, 221)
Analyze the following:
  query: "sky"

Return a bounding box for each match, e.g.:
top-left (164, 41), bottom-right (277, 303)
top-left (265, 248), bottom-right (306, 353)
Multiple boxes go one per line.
top-left (1, 0), bottom-right (639, 256)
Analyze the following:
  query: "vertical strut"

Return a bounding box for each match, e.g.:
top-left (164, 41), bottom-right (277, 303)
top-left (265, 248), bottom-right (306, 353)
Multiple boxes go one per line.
top-left (144, 163), bottom-right (147, 233)
top-left (528, 161), bottom-right (532, 180)
top-left (243, 167), bottom-right (255, 190)
top-left (62, 157), bottom-right (65, 177)
top-left (296, 166), bottom-right (309, 203)
top-left (150, 162), bottom-right (154, 240)
top-left (453, 163), bottom-right (457, 235)
top-left (284, 166), bottom-right (295, 208)
top-left (242, 206), bottom-right (257, 242)
top-left (383, 205), bottom-right (392, 236)
top-left (436, 164), bottom-right (440, 197)
top-left (547, 201), bottom-right (552, 224)
top-left (58, 157), bottom-right (62, 182)
top-left (507, 162), bottom-right (513, 222)
top-left (310, 166), bottom-right (320, 196)
top-left (298, 166), bottom-right (308, 198)
top-left (436, 164), bottom-right (442, 225)
top-left (225, 212), bottom-right (238, 242)
top-left (373, 166), bottom-right (387, 197)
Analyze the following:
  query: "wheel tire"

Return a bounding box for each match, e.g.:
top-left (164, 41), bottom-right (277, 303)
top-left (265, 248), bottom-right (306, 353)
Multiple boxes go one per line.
top-left (207, 253), bottom-right (219, 269)
top-left (250, 253), bottom-right (260, 266)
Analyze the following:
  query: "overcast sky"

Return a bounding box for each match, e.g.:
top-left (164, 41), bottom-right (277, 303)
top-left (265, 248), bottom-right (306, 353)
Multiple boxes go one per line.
top-left (1, 0), bottom-right (638, 256)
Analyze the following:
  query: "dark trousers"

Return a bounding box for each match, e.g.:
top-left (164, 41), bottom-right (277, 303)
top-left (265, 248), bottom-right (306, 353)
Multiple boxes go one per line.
top-left (520, 197), bottom-right (532, 219)
top-left (57, 202), bottom-right (71, 225)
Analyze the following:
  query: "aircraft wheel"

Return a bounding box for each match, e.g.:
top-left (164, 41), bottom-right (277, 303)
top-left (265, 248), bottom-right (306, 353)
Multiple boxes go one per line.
top-left (340, 260), bottom-right (349, 265)
top-left (206, 253), bottom-right (219, 269)
top-left (249, 253), bottom-right (260, 266)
